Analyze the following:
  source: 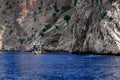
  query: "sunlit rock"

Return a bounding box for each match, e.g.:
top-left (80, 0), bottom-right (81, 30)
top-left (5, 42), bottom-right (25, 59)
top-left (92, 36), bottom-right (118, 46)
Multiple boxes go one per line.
top-left (0, 26), bottom-right (5, 50)
top-left (0, 0), bottom-right (120, 54)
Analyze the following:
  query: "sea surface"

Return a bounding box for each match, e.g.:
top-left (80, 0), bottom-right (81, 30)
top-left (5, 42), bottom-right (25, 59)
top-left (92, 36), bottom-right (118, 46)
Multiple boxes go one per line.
top-left (0, 52), bottom-right (120, 80)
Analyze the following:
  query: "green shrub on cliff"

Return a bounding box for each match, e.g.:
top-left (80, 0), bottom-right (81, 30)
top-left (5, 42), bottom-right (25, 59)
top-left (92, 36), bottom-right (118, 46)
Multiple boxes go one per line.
top-left (34, 17), bottom-right (37, 22)
top-left (40, 0), bottom-right (43, 5)
top-left (74, 0), bottom-right (78, 6)
top-left (39, 32), bottom-right (44, 37)
top-left (53, 3), bottom-right (59, 12)
top-left (99, 8), bottom-right (107, 21)
top-left (42, 28), bottom-right (47, 32)
top-left (45, 24), bottom-right (52, 30)
top-left (55, 26), bottom-right (59, 30)
top-left (27, 37), bottom-right (32, 41)
top-left (18, 38), bottom-right (25, 44)
top-left (42, 24), bottom-right (52, 33)
top-left (61, 5), bottom-right (71, 13)
top-left (52, 13), bottom-right (59, 22)
top-left (9, 29), bottom-right (13, 35)
top-left (64, 15), bottom-right (71, 23)
top-left (38, 6), bottom-right (41, 13)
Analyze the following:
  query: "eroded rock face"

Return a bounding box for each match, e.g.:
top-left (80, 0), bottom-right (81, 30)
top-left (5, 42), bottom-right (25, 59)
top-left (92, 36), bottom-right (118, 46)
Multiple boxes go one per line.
top-left (98, 1), bottom-right (120, 53)
top-left (0, 0), bottom-right (73, 51)
top-left (0, 0), bottom-right (120, 54)
top-left (71, 0), bottom-right (120, 54)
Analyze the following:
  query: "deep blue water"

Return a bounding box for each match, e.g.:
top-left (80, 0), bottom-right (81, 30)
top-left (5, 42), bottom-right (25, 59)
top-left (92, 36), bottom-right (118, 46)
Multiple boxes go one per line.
top-left (0, 52), bottom-right (120, 80)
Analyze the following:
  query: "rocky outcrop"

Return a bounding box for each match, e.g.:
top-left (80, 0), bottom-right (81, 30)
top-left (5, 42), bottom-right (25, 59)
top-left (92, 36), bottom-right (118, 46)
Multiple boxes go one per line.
top-left (0, 0), bottom-right (120, 54)
top-left (71, 0), bottom-right (120, 54)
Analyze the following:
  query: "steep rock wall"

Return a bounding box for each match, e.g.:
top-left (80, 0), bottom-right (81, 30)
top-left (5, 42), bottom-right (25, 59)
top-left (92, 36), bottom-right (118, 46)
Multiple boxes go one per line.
top-left (71, 0), bottom-right (120, 54)
top-left (0, 0), bottom-right (120, 54)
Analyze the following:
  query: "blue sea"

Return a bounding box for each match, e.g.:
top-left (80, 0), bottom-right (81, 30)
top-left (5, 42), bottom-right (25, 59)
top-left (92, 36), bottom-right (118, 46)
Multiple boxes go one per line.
top-left (0, 52), bottom-right (120, 80)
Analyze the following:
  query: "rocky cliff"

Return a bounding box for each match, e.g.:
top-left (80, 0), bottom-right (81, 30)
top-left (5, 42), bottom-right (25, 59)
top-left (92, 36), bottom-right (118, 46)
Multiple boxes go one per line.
top-left (0, 0), bottom-right (120, 54)
top-left (71, 0), bottom-right (120, 54)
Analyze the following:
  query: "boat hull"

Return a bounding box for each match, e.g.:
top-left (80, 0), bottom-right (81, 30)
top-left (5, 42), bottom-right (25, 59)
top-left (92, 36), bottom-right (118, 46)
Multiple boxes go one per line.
top-left (32, 50), bottom-right (43, 54)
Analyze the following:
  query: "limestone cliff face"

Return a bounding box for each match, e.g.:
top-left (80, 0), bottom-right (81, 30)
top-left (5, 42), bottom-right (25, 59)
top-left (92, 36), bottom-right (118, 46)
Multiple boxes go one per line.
top-left (0, 0), bottom-right (120, 54)
top-left (71, 0), bottom-right (120, 54)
